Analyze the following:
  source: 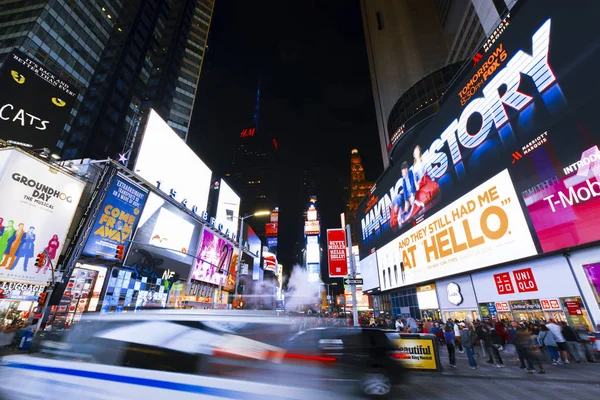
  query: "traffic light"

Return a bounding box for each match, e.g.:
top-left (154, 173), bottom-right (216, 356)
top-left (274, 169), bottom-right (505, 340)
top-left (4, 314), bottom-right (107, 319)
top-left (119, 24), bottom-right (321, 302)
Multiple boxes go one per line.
top-left (35, 253), bottom-right (46, 268)
top-left (37, 292), bottom-right (48, 305)
top-left (115, 244), bottom-right (125, 260)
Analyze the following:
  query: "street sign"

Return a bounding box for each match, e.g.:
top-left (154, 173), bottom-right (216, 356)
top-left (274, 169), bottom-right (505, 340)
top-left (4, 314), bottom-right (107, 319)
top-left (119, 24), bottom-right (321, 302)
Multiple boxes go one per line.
top-left (345, 278), bottom-right (363, 285)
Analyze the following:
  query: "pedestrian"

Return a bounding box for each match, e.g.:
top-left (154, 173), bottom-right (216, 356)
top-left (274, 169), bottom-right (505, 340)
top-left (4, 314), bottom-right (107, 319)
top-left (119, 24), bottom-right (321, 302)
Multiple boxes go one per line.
top-left (395, 317), bottom-right (404, 332)
top-left (538, 324), bottom-right (561, 365)
top-left (407, 317), bottom-right (418, 333)
top-left (560, 321), bottom-right (583, 363)
top-left (484, 322), bottom-right (505, 367)
top-left (454, 320), bottom-right (464, 353)
top-left (515, 323), bottom-right (536, 372)
top-left (460, 322), bottom-right (477, 369)
top-left (444, 326), bottom-right (457, 368)
top-left (546, 319), bottom-right (570, 363)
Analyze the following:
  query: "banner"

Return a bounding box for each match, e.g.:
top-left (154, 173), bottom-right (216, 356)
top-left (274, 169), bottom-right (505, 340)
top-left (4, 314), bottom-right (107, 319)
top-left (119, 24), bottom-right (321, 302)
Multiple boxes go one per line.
top-left (376, 170), bottom-right (536, 290)
top-left (327, 228), bottom-right (347, 277)
top-left (389, 335), bottom-right (440, 370)
top-left (82, 174), bottom-right (147, 259)
top-left (191, 229), bottom-right (234, 286)
top-left (0, 50), bottom-right (78, 152)
top-left (0, 149), bottom-right (85, 284)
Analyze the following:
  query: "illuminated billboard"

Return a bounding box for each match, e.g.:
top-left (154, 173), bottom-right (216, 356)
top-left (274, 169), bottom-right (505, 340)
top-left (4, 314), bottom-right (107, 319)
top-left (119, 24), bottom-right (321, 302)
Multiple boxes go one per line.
top-left (0, 50), bottom-right (78, 152)
top-left (191, 229), bottom-right (235, 286)
top-left (304, 220), bottom-right (320, 236)
top-left (0, 149), bottom-right (85, 284)
top-left (214, 179), bottom-right (240, 237)
top-left (126, 192), bottom-right (202, 280)
top-left (356, 1), bottom-right (600, 281)
top-left (134, 110), bottom-right (212, 214)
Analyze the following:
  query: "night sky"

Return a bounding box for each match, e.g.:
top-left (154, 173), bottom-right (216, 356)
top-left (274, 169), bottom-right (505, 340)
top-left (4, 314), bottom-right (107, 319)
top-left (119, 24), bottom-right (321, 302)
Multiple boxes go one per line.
top-left (188, 0), bottom-right (383, 275)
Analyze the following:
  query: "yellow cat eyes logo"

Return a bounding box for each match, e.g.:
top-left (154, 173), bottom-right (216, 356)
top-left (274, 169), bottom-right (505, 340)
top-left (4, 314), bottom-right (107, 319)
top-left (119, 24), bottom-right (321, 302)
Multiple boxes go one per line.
top-left (51, 97), bottom-right (66, 107)
top-left (11, 70), bottom-right (25, 84)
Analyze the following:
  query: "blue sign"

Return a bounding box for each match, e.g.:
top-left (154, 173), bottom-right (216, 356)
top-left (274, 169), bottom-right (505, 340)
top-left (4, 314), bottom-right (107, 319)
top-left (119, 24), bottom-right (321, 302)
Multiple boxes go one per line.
top-left (83, 175), bottom-right (147, 259)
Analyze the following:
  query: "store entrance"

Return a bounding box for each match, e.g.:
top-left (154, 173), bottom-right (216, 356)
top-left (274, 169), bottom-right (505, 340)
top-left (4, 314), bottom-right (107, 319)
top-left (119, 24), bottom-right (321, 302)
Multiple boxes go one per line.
top-left (0, 299), bottom-right (34, 327)
top-left (421, 309), bottom-right (441, 321)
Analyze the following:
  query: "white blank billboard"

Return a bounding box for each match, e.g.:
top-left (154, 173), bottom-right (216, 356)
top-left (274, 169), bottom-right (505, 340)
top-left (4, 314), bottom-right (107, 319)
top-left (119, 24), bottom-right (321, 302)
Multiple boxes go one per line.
top-left (134, 110), bottom-right (212, 213)
top-left (215, 179), bottom-right (240, 236)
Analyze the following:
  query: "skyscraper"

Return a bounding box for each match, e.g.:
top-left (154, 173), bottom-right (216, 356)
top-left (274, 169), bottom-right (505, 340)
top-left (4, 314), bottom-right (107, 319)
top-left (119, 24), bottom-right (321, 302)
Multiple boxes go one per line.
top-left (0, 0), bottom-right (214, 160)
top-left (227, 83), bottom-right (279, 237)
top-left (360, 0), bottom-right (515, 167)
top-left (347, 149), bottom-right (374, 243)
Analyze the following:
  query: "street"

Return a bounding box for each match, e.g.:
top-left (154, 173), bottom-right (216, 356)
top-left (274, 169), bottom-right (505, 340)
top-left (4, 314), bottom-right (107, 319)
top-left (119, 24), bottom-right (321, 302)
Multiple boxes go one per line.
top-left (397, 375), bottom-right (600, 399)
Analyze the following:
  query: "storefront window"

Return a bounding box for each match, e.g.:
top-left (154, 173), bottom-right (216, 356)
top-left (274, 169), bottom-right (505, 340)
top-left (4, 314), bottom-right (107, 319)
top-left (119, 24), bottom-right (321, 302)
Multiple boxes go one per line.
top-left (508, 300), bottom-right (544, 323)
top-left (443, 310), bottom-right (479, 322)
top-left (583, 263), bottom-right (600, 304)
top-left (561, 296), bottom-right (592, 331)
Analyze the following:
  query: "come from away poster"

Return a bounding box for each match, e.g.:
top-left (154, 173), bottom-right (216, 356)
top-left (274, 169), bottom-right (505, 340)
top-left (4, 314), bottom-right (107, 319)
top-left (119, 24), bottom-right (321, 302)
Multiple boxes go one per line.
top-left (82, 174), bottom-right (148, 259)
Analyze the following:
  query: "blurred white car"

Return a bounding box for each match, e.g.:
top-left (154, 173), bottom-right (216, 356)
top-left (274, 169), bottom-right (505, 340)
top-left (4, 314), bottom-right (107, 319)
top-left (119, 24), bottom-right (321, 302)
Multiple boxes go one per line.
top-left (0, 311), bottom-right (355, 400)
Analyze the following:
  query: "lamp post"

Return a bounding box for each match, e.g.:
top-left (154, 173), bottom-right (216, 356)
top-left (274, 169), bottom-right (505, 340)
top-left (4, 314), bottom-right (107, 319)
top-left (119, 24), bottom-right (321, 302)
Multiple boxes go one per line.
top-left (321, 282), bottom-right (337, 312)
top-left (235, 211), bottom-right (271, 297)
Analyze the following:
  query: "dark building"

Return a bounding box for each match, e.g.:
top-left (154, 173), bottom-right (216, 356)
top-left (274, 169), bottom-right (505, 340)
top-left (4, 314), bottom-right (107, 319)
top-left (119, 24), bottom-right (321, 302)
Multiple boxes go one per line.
top-left (0, 0), bottom-right (214, 160)
top-left (226, 84), bottom-right (279, 238)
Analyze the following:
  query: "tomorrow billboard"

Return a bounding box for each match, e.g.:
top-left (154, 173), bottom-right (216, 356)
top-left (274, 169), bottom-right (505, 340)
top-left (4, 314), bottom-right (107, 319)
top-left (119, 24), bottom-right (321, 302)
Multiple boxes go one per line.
top-left (356, 0), bottom-right (600, 285)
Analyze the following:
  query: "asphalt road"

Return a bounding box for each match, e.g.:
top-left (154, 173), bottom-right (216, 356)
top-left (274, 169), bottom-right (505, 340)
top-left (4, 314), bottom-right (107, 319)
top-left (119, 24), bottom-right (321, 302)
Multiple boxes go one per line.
top-left (393, 375), bottom-right (600, 399)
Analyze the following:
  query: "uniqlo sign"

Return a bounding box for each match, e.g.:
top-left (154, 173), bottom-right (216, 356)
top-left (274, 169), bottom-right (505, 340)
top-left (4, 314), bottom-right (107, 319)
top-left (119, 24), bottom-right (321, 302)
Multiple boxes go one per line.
top-left (494, 272), bottom-right (515, 295)
top-left (540, 299), bottom-right (561, 310)
top-left (327, 229), bottom-right (348, 277)
top-left (513, 268), bottom-right (538, 293)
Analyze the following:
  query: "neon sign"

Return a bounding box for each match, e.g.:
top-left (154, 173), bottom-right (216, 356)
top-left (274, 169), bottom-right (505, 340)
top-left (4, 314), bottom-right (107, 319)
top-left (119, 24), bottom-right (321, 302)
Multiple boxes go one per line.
top-left (240, 128), bottom-right (255, 138)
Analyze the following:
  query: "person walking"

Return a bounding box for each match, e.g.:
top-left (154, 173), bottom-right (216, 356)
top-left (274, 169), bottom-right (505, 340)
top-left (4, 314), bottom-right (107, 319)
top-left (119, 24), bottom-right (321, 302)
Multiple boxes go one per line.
top-left (444, 326), bottom-right (457, 368)
top-left (484, 322), bottom-right (505, 367)
top-left (560, 321), bottom-right (583, 363)
top-left (460, 322), bottom-right (477, 369)
top-left (407, 317), bottom-right (418, 333)
top-left (454, 320), bottom-right (464, 353)
top-left (546, 319), bottom-right (570, 363)
top-left (538, 324), bottom-right (561, 365)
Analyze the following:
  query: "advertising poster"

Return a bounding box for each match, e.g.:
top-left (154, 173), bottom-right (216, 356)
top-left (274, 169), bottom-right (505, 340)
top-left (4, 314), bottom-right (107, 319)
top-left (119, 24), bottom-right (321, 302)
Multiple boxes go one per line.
top-left (0, 50), bottom-right (78, 151)
top-left (214, 179), bottom-right (240, 237)
top-left (304, 220), bottom-right (320, 235)
top-left (263, 251), bottom-right (277, 273)
top-left (389, 336), bottom-right (440, 370)
top-left (191, 229), bottom-right (235, 286)
top-left (0, 149), bottom-right (85, 284)
top-left (357, 0), bottom-right (600, 266)
top-left (265, 222), bottom-right (278, 237)
top-left (82, 174), bottom-right (147, 259)
top-left (134, 110), bottom-right (212, 214)
top-left (376, 170), bottom-right (536, 290)
top-left (360, 252), bottom-right (379, 292)
top-left (327, 228), bottom-right (347, 277)
top-left (125, 192), bottom-right (202, 280)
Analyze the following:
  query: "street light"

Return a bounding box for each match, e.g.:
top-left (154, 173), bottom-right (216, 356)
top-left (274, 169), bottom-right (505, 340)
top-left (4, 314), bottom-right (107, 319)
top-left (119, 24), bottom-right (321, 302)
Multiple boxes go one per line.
top-left (321, 282), bottom-right (338, 311)
top-left (235, 210), bottom-right (271, 296)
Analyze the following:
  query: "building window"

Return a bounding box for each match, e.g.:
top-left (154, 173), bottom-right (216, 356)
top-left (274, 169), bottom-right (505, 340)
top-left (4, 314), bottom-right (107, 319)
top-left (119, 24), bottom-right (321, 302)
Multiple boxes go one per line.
top-left (376, 12), bottom-right (383, 30)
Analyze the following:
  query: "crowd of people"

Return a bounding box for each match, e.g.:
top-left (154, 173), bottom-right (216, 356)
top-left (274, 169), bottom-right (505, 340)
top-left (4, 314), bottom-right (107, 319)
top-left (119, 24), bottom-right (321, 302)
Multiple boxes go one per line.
top-left (387, 316), bottom-right (600, 373)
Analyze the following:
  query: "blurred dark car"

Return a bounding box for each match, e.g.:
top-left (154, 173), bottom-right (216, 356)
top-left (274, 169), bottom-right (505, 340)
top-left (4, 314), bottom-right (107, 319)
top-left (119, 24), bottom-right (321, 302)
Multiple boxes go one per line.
top-left (281, 327), bottom-right (405, 398)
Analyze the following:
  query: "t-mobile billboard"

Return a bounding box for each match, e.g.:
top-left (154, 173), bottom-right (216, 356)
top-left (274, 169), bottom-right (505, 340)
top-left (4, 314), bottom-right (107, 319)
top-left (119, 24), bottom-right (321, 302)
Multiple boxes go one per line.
top-left (356, 0), bottom-right (600, 281)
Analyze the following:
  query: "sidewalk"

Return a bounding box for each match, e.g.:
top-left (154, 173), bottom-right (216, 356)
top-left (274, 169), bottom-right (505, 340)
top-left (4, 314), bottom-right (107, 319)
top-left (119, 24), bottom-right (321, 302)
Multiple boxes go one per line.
top-left (428, 345), bottom-right (600, 384)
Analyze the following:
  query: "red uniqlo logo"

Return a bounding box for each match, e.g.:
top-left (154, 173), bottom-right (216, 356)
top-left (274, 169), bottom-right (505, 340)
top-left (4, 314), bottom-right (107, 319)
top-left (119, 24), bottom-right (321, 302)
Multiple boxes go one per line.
top-left (494, 272), bottom-right (515, 295)
top-left (541, 299), bottom-right (561, 310)
top-left (541, 299), bottom-right (550, 309)
top-left (495, 302), bottom-right (509, 311)
top-left (513, 268), bottom-right (538, 293)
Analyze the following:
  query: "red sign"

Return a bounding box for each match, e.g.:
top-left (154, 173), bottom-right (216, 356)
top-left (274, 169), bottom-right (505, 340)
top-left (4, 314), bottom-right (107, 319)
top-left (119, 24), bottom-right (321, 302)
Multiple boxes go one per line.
top-left (513, 268), bottom-right (538, 293)
top-left (327, 229), bottom-right (347, 277)
top-left (565, 301), bottom-right (583, 316)
top-left (495, 302), bottom-right (509, 311)
top-left (265, 222), bottom-right (278, 237)
top-left (540, 299), bottom-right (561, 310)
top-left (494, 272), bottom-right (515, 295)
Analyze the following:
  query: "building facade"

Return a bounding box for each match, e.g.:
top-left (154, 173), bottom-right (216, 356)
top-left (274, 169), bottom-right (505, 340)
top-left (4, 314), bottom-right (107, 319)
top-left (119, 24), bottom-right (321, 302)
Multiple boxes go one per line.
top-left (347, 149), bottom-right (374, 244)
top-left (355, 0), bottom-right (600, 331)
